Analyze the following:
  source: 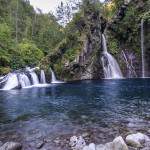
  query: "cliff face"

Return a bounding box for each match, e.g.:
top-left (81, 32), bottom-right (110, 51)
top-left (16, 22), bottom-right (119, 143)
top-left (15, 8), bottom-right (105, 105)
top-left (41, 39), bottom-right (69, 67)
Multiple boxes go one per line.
top-left (42, 0), bottom-right (150, 81)
top-left (61, 7), bottom-right (104, 81)
top-left (41, 1), bottom-right (105, 81)
top-left (106, 0), bottom-right (150, 78)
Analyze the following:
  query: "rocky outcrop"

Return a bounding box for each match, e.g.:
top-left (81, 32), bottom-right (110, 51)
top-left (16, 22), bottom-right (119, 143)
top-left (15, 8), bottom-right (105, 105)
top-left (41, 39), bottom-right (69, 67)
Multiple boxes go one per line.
top-left (61, 1), bottom-right (104, 81)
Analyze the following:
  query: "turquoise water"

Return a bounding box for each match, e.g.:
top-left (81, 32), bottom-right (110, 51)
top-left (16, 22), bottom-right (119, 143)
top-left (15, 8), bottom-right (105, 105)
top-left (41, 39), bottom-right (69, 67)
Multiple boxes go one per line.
top-left (0, 79), bottom-right (149, 149)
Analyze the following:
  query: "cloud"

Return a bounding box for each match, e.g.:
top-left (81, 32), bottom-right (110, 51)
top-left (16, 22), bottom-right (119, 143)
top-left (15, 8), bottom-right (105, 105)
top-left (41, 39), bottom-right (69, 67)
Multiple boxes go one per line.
top-left (29, 0), bottom-right (67, 13)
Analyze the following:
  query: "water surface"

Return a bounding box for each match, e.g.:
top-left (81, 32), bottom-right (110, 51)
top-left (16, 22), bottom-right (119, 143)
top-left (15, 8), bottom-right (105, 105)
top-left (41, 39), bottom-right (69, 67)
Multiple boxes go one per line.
top-left (0, 79), bottom-right (150, 149)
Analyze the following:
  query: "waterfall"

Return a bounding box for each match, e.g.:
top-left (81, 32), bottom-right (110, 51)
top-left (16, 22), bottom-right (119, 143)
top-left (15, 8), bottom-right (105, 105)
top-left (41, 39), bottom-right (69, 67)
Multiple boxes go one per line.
top-left (141, 19), bottom-right (145, 78)
top-left (3, 73), bottom-right (19, 90)
top-left (101, 34), bottom-right (123, 79)
top-left (30, 72), bottom-right (39, 85)
top-left (0, 67), bottom-right (50, 90)
top-left (19, 74), bottom-right (31, 88)
top-left (40, 70), bottom-right (46, 84)
top-left (50, 68), bottom-right (64, 83)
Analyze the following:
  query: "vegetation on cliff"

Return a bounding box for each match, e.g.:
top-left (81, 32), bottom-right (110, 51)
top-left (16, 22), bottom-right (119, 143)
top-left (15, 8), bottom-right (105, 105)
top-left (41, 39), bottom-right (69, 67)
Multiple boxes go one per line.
top-left (0, 0), bottom-right (150, 78)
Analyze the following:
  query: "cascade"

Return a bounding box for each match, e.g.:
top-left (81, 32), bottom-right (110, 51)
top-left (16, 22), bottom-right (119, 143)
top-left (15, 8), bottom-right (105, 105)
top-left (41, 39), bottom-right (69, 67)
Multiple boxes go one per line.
top-left (40, 70), bottom-right (46, 84)
top-left (101, 34), bottom-right (123, 79)
top-left (141, 19), bottom-right (145, 78)
top-left (50, 68), bottom-right (64, 83)
top-left (30, 71), bottom-right (39, 85)
top-left (19, 74), bottom-right (31, 88)
top-left (3, 73), bottom-right (19, 90)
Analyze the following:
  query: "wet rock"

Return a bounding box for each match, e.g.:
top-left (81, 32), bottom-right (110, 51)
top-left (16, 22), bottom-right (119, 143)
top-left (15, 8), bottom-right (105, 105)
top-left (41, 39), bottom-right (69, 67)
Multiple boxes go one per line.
top-left (96, 136), bottom-right (128, 150)
top-left (0, 142), bottom-right (22, 150)
top-left (83, 143), bottom-right (96, 150)
top-left (126, 133), bottom-right (150, 148)
top-left (70, 136), bottom-right (86, 150)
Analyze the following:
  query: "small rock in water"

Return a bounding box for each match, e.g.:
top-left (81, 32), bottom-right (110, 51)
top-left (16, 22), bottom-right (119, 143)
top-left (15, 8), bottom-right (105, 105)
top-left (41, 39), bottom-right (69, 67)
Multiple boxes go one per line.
top-left (0, 142), bottom-right (22, 150)
top-left (126, 133), bottom-right (150, 148)
top-left (70, 136), bottom-right (86, 150)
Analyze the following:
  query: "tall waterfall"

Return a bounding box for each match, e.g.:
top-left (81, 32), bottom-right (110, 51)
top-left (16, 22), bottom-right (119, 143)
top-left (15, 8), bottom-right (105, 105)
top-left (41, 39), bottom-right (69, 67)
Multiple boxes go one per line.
top-left (101, 34), bottom-right (123, 79)
top-left (30, 72), bottom-right (39, 85)
top-left (50, 68), bottom-right (64, 83)
top-left (3, 73), bottom-right (19, 90)
top-left (40, 70), bottom-right (46, 84)
top-left (141, 19), bottom-right (145, 78)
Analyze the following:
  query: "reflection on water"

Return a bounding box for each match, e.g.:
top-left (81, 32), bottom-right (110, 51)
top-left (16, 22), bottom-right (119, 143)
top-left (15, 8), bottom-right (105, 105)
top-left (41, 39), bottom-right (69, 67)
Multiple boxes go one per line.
top-left (0, 79), bottom-right (150, 149)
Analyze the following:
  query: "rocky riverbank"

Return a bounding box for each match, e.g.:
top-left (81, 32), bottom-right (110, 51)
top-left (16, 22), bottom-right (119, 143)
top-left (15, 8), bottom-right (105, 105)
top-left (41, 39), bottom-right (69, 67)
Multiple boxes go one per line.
top-left (0, 131), bottom-right (149, 150)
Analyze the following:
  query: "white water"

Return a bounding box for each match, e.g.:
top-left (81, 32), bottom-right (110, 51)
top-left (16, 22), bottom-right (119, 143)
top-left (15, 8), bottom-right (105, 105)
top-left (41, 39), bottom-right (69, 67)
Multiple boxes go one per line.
top-left (19, 74), bottom-right (31, 88)
top-left (3, 73), bottom-right (19, 90)
top-left (101, 34), bottom-right (123, 79)
top-left (30, 72), bottom-right (39, 85)
top-left (50, 68), bottom-right (64, 84)
top-left (40, 70), bottom-right (46, 84)
top-left (141, 19), bottom-right (145, 78)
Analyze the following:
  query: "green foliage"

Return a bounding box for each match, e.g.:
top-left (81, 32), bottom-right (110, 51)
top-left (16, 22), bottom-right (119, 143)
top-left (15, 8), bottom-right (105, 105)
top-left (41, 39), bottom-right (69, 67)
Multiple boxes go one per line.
top-left (12, 40), bottom-right (44, 68)
top-left (0, 0), bottom-right (64, 75)
top-left (108, 37), bottom-right (119, 54)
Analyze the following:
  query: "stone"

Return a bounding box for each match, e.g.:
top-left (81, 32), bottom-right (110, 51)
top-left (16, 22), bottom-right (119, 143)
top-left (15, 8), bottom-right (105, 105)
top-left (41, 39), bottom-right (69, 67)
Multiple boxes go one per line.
top-left (96, 136), bottom-right (128, 150)
top-left (0, 142), bottom-right (22, 150)
top-left (70, 136), bottom-right (86, 150)
top-left (89, 143), bottom-right (96, 150)
top-left (126, 133), bottom-right (150, 148)
top-left (83, 143), bottom-right (96, 150)
top-left (112, 136), bottom-right (128, 150)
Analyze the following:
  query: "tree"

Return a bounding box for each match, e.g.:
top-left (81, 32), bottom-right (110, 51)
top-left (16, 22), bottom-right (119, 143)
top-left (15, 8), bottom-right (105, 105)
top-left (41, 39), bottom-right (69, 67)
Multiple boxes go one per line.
top-left (56, 0), bottom-right (81, 26)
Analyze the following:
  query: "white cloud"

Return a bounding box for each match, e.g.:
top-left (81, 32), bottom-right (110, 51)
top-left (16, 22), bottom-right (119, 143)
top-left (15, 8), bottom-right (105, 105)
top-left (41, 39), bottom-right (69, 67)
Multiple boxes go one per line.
top-left (29, 0), bottom-right (105, 14)
top-left (29, 0), bottom-right (67, 13)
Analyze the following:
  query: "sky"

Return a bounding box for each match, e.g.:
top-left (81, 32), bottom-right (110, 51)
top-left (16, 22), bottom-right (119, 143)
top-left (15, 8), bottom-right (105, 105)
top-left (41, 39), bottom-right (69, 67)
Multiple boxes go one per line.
top-left (29, 0), bottom-right (105, 14)
top-left (29, 0), bottom-right (68, 13)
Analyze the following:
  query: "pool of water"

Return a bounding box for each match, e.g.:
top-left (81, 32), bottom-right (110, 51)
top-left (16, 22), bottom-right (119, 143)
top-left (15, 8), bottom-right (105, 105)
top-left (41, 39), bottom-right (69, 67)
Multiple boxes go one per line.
top-left (0, 79), bottom-right (150, 149)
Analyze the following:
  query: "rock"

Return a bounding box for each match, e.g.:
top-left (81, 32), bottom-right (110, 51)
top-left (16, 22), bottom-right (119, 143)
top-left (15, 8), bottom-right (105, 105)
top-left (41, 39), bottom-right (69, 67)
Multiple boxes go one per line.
top-left (83, 143), bottom-right (96, 150)
top-left (70, 136), bottom-right (86, 150)
top-left (89, 143), bottom-right (96, 150)
top-left (126, 133), bottom-right (150, 148)
top-left (96, 136), bottom-right (128, 150)
top-left (112, 136), bottom-right (128, 150)
top-left (0, 142), bottom-right (22, 150)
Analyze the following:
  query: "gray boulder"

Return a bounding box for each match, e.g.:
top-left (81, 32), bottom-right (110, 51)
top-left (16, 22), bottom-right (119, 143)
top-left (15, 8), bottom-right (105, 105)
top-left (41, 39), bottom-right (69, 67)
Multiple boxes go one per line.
top-left (126, 133), bottom-right (150, 148)
top-left (96, 136), bottom-right (128, 150)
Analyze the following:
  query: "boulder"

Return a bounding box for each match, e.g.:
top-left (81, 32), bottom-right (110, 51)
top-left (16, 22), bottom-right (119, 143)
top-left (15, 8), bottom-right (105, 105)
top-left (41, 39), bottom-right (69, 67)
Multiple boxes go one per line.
top-left (70, 136), bottom-right (86, 150)
top-left (96, 136), bottom-right (128, 150)
top-left (0, 142), bottom-right (22, 150)
top-left (83, 143), bottom-right (96, 150)
top-left (126, 133), bottom-right (150, 148)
